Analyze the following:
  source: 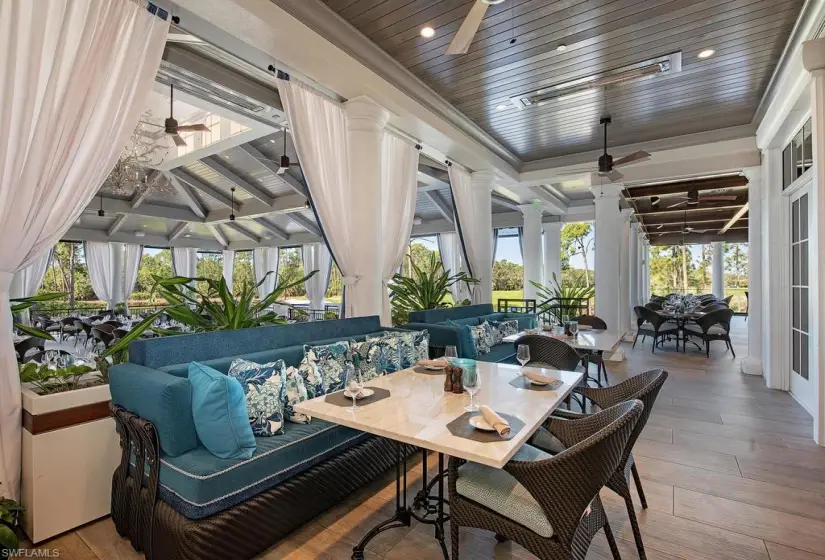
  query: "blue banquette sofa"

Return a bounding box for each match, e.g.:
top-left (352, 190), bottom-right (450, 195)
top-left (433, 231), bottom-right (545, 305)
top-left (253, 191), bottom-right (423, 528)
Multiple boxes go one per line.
top-left (404, 303), bottom-right (537, 363)
top-left (108, 316), bottom-right (414, 560)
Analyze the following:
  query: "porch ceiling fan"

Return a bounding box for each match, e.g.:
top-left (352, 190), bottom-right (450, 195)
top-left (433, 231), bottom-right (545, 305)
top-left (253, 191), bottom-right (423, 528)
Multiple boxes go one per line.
top-left (446, 0), bottom-right (506, 55)
top-left (140, 84), bottom-right (210, 147)
top-left (275, 131), bottom-right (300, 175)
top-left (665, 188), bottom-right (738, 209)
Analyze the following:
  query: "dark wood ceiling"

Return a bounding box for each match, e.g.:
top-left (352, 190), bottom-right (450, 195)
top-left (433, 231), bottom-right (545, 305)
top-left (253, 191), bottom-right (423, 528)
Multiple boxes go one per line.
top-left (322, 0), bottom-right (803, 161)
top-left (625, 175), bottom-right (749, 245)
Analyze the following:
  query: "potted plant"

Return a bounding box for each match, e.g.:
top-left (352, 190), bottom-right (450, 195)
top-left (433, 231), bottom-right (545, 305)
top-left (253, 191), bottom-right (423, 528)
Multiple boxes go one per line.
top-left (531, 273), bottom-right (596, 326)
top-left (0, 487), bottom-right (24, 555)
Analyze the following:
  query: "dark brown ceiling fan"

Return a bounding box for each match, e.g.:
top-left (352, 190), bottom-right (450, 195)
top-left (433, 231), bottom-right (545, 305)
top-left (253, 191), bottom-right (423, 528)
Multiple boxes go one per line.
top-left (276, 131), bottom-right (300, 175)
top-left (140, 84), bottom-right (210, 147)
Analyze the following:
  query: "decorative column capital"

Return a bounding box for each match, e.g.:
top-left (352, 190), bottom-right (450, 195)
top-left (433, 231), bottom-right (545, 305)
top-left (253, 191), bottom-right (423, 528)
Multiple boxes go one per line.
top-left (742, 166), bottom-right (761, 186)
top-left (590, 183), bottom-right (624, 200)
top-left (471, 170), bottom-right (496, 190)
top-left (621, 207), bottom-right (634, 222)
top-left (344, 95), bottom-right (390, 132)
top-left (518, 201), bottom-right (544, 216)
top-left (803, 37), bottom-right (825, 73)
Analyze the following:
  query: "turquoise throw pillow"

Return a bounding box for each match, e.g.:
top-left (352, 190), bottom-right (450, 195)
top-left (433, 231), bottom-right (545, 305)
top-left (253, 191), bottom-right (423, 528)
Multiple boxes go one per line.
top-left (445, 320), bottom-right (479, 359)
top-left (228, 358), bottom-right (286, 436)
top-left (188, 361), bottom-right (256, 460)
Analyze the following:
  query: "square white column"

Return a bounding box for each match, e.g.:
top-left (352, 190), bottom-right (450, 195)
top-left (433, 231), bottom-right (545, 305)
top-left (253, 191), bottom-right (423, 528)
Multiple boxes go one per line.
top-left (591, 184), bottom-right (624, 332)
top-left (619, 209), bottom-right (632, 338)
top-left (470, 171), bottom-right (494, 304)
top-left (628, 221), bottom-right (639, 332)
top-left (519, 203), bottom-right (544, 300)
top-left (742, 167), bottom-right (762, 376)
top-left (543, 221), bottom-right (563, 287)
top-left (711, 241), bottom-right (725, 298)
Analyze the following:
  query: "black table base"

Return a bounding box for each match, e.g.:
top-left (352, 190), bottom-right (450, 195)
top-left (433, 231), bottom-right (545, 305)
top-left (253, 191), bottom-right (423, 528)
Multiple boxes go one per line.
top-left (351, 445), bottom-right (449, 560)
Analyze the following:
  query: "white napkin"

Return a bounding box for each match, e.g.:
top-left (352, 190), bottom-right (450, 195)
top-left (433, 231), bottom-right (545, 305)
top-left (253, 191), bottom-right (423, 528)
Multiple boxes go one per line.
top-left (417, 358), bottom-right (448, 368)
top-left (522, 370), bottom-right (561, 385)
top-left (479, 405), bottom-right (511, 437)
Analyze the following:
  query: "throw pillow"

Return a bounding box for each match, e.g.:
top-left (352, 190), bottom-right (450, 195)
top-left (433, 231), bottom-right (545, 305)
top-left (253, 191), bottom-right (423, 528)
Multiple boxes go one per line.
top-left (283, 367), bottom-right (311, 424)
top-left (489, 319), bottom-right (519, 343)
top-left (469, 324), bottom-right (491, 355)
top-left (351, 337), bottom-right (399, 381)
top-left (445, 320), bottom-right (479, 359)
top-left (481, 320), bottom-right (500, 346)
top-left (367, 330), bottom-right (430, 368)
top-left (228, 358), bottom-right (285, 437)
top-left (189, 361), bottom-right (256, 459)
top-left (302, 340), bottom-right (351, 393)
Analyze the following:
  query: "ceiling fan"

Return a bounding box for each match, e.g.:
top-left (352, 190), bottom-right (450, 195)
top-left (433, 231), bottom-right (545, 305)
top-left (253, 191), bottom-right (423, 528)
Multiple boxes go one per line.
top-left (276, 131), bottom-right (300, 175)
top-left (140, 84), bottom-right (210, 147)
top-left (446, 0), bottom-right (505, 55)
top-left (664, 188), bottom-right (738, 209)
top-left (554, 117), bottom-right (651, 182)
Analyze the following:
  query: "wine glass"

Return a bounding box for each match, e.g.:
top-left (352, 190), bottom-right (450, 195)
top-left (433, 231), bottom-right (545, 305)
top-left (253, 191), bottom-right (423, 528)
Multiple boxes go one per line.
top-left (516, 344), bottom-right (531, 367)
top-left (344, 363), bottom-right (363, 412)
top-left (569, 321), bottom-right (579, 339)
top-left (462, 364), bottom-right (480, 412)
top-left (444, 345), bottom-right (457, 360)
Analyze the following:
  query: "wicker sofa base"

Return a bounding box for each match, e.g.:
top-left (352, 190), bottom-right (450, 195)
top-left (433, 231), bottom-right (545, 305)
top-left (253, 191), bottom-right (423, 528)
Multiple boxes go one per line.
top-left (111, 405), bottom-right (414, 560)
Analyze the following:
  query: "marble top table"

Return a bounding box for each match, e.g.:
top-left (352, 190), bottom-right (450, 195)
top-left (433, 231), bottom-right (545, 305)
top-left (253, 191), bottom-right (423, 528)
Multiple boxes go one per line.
top-left (295, 362), bottom-right (583, 469)
top-left (502, 329), bottom-right (625, 353)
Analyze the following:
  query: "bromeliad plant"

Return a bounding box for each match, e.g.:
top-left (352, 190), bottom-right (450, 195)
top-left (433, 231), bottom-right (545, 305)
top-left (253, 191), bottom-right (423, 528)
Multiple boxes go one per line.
top-left (10, 292), bottom-right (66, 340)
top-left (388, 253), bottom-right (478, 325)
top-left (531, 273), bottom-right (595, 325)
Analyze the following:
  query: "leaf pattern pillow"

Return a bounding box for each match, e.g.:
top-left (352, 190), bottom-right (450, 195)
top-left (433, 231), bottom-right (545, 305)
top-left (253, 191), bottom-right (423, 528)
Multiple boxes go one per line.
top-left (283, 367), bottom-right (311, 424)
top-left (489, 319), bottom-right (519, 344)
top-left (469, 324), bottom-right (491, 355)
top-left (301, 340), bottom-right (351, 393)
top-left (368, 330), bottom-right (430, 368)
top-left (228, 358), bottom-right (285, 436)
top-left (351, 338), bottom-right (399, 381)
top-left (481, 320), bottom-right (500, 346)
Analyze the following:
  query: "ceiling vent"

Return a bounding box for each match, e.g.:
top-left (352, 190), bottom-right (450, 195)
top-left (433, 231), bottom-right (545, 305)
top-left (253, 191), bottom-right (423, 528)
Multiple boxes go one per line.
top-left (510, 52), bottom-right (682, 109)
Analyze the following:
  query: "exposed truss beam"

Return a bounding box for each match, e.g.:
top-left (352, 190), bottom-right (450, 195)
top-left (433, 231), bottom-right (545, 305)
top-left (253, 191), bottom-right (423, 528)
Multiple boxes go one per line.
top-left (166, 172), bottom-right (206, 219)
top-left (650, 230), bottom-right (747, 246)
top-left (491, 193), bottom-right (520, 212)
top-left (528, 185), bottom-right (567, 215)
top-left (130, 170), bottom-right (161, 209)
top-left (425, 191), bottom-right (454, 223)
top-left (236, 143), bottom-right (307, 197)
top-left (543, 184), bottom-right (571, 206)
top-left (201, 156), bottom-right (276, 206)
top-left (170, 169), bottom-right (234, 208)
top-left (206, 192), bottom-right (306, 222)
top-left (224, 221), bottom-right (261, 243)
top-left (287, 212), bottom-right (321, 237)
top-left (107, 214), bottom-right (128, 237)
top-left (84, 197), bottom-right (203, 223)
top-left (207, 224), bottom-right (229, 247)
top-left (251, 217), bottom-right (289, 240)
top-left (168, 221), bottom-right (189, 241)
top-left (719, 203), bottom-right (749, 234)
top-left (64, 227), bottom-right (224, 251)
top-left (624, 175), bottom-right (747, 198)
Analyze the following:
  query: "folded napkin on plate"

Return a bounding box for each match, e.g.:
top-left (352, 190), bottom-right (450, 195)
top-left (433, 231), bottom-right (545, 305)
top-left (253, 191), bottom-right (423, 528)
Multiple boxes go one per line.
top-left (417, 358), bottom-right (448, 368)
top-left (522, 370), bottom-right (562, 385)
top-left (479, 405), bottom-right (511, 437)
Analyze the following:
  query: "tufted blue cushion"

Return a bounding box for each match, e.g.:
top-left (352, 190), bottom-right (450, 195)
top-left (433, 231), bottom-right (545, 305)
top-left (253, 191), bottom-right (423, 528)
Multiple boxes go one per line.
top-left (109, 362), bottom-right (198, 457)
top-left (189, 362), bottom-right (256, 459)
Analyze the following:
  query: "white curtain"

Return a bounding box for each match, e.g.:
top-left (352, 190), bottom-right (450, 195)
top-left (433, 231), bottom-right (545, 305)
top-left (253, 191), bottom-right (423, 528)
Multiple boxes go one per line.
top-left (380, 133), bottom-right (419, 325)
top-left (302, 242), bottom-right (332, 314)
top-left (85, 242), bottom-right (120, 309)
top-left (172, 247), bottom-right (198, 278)
top-left (448, 165), bottom-right (490, 304)
top-left (253, 247), bottom-right (279, 300)
top-left (222, 250), bottom-right (235, 294)
top-left (123, 244), bottom-right (142, 306)
top-left (438, 232), bottom-right (471, 304)
top-left (276, 77), bottom-right (362, 316)
top-left (10, 249), bottom-right (52, 300)
top-left (0, 1), bottom-right (166, 499)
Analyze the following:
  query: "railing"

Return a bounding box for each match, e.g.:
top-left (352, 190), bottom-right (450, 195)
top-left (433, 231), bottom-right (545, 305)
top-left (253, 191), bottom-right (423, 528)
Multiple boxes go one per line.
top-left (536, 297), bottom-right (591, 325)
top-left (497, 298), bottom-right (537, 314)
top-left (287, 305), bottom-right (341, 322)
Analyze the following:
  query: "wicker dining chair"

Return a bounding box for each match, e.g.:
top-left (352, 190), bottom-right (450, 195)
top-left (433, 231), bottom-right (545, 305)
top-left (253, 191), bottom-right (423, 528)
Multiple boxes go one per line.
top-left (643, 301), bottom-right (663, 311)
top-left (513, 334), bottom-right (583, 372)
top-left (58, 317), bottom-right (80, 343)
top-left (14, 337), bottom-right (45, 362)
top-left (532, 369), bottom-right (668, 560)
top-left (27, 349), bottom-right (74, 364)
top-left (449, 401), bottom-right (643, 560)
top-left (91, 324), bottom-right (116, 350)
top-left (633, 307), bottom-right (679, 353)
top-left (682, 308), bottom-right (736, 358)
top-left (574, 315), bottom-right (610, 385)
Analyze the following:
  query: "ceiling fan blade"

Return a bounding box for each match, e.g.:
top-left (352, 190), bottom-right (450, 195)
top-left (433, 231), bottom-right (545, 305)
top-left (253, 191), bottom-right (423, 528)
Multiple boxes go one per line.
top-left (700, 195), bottom-right (738, 201)
top-left (613, 150), bottom-right (651, 167)
top-left (445, 1), bottom-right (489, 55)
top-left (138, 120), bottom-right (164, 128)
top-left (177, 124), bottom-right (210, 132)
top-left (172, 134), bottom-right (187, 147)
top-left (606, 170), bottom-right (624, 182)
top-left (666, 200), bottom-right (688, 209)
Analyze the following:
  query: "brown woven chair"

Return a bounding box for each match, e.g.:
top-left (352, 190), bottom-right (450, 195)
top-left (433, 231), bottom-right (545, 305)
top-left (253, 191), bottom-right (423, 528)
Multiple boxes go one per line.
top-left (59, 317), bottom-right (80, 343)
top-left (533, 369), bottom-right (668, 560)
top-left (449, 400), bottom-right (644, 560)
top-left (633, 307), bottom-right (679, 353)
top-left (682, 308), bottom-right (736, 357)
top-left (14, 337), bottom-right (45, 362)
top-left (574, 315), bottom-right (609, 385)
top-left (91, 324), bottom-right (116, 350)
top-left (513, 334), bottom-right (582, 372)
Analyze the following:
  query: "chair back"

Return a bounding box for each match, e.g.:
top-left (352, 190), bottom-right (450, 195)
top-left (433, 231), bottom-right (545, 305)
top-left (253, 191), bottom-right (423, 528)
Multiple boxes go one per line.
top-left (574, 315), bottom-right (607, 330)
top-left (513, 334), bottom-right (581, 371)
top-left (698, 303), bottom-right (726, 313)
top-left (609, 369), bottom-right (668, 467)
top-left (104, 320), bottom-right (124, 328)
top-left (505, 401), bottom-right (643, 548)
top-left (14, 337), bottom-right (45, 361)
top-left (696, 308), bottom-right (734, 333)
top-left (722, 295), bottom-right (733, 305)
top-left (644, 301), bottom-right (663, 311)
top-left (635, 306), bottom-right (668, 330)
top-left (27, 349), bottom-right (73, 364)
top-left (113, 328), bottom-right (130, 341)
top-left (60, 317), bottom-right (77, 327)
top-left (74, 319), bottom-right (91, 335)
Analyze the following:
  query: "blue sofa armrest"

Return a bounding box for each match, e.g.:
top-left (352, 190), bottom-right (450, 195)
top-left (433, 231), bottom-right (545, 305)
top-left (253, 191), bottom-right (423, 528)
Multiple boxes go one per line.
top-left (402, 322), bottom-right (477, 359)
top-left (109, 363), bottom-right (198, 457)
top-left (504, 312), bottom-right (538, 330)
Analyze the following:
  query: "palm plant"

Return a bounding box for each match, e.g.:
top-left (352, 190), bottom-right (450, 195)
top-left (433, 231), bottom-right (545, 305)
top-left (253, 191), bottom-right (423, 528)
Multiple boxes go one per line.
top-left (531, 273), bottom-right (595, 325)
top-left (10, 292), bottom-right (66, 340)
top-left (389, 253), bottom-right (478, 325)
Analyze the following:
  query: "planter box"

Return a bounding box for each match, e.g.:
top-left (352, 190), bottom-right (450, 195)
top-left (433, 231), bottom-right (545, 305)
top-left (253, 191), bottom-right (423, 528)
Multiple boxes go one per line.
top-left (20, 380), bottom-right (119, 543)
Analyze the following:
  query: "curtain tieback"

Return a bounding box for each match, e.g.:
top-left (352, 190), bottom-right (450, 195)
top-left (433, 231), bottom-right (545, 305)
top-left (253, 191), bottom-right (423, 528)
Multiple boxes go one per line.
top-left (382, 277), bottom-right (393, 287)
top-left (342, 276), bottom-right (360, 287)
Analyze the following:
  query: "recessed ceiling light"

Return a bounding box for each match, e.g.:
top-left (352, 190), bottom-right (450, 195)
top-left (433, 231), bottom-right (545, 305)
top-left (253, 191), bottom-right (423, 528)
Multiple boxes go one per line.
top-left (184, 234), bottom-right (191, 238)
top-left (557, 44), bottom-right (567, 52)
top-left (420, 26), bottom-right (435, 38)
top-left (269, 139), bottom-right (276, 143)
top-left (142, 224), bottom-right (148, 228)
top-left (698, 49), bottom-right (715, 59)
top-left (496, 103), bottom-right (508, 111)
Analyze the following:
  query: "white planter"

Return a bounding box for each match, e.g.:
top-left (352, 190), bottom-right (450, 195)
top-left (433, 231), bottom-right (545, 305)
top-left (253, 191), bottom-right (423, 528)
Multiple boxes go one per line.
top-left (21, 380), bottom-right (120, 544)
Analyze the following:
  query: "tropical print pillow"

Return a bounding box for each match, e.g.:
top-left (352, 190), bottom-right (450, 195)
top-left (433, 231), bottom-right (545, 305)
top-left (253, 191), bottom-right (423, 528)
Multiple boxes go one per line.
top-left (489, 319), bottom-right (519, 344)
top-left (481, 320), bottom-right (500, 346)
top-left (350, 337), bottom-right (399, 381)
top-left (469, 324), bottom-right (491, 355)
top-left (301, 340), bottom-right (351, 393)
top-left (228, 358), bottom-right (285, 436)
top-left (283, 367), bottom-right (311, 424)
top-left (368, 330), bottom-right (430, 368)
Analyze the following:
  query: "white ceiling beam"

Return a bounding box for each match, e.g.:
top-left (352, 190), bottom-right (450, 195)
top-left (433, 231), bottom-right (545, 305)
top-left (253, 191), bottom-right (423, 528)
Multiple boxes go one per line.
top-left (131, 170), bottom-right (162, 209)
top-left (286, 212), bottom-right (321, 237)
top-left (206, 192), bottom-right (306, 222)
top-left (201, 155), bottom-right (276, 206)
top-left (236, 142), bottom-right (308, 197)
top-left (226, 231), bottom-right (323, 250)
top-left (107, 214), bottom-right (128, 237)
top-left (207, 224), bottom-right (229, 247)
top-left (528, 185), bottom-right (568, 215)
top-left (543, 184), bottom-right (571, 206)
top-left (166, 172), bottom-right (206, 219)
top-left (491, 193), bottom-right (521, 212)
top-left (63, 226), bottom-right (224, 251)
top-left (170, 169), bottom-right (234, 208)
top-left (424, 191), bottom-right (454, 223)
top-left (168, 221), bottom-right (190, 241)
top-left (251, 217), bottom-right (289, 240)
top-left (719, 203), bottom-right (749, 234)
top-left (84, 196), bottom-right (203, 222)
top-left (224, 220), bottom-right (262, 243)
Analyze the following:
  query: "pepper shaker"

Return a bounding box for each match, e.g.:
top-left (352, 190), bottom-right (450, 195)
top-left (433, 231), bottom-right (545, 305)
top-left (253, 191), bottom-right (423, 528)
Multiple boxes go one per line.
top-left (444, 365), bottom-right (454, 392)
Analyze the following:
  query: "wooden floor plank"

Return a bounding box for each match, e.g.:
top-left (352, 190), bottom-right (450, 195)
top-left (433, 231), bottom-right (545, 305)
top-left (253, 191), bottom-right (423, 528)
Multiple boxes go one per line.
top-left (765, 542), bottom-right (825, 560)
top-left (632, 439), bottom-right (742, 476)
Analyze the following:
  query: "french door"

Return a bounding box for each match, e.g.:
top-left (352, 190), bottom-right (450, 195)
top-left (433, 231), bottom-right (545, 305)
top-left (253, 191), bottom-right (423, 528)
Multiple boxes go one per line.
top-left (790, 186), bottom-right (812, 410)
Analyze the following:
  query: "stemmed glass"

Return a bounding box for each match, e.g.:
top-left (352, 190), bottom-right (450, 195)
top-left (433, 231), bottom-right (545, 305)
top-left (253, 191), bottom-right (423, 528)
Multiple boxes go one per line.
top-left (444, 345), bottom-right (457, 360)
top-left (569, 321), bottom-right (579, 339)
top-left (462, 365), bottom-right (480, 412)
top-left (344, 363), bottom-right (363, 412)
top-left (516, 344), bottom-right (531, 367)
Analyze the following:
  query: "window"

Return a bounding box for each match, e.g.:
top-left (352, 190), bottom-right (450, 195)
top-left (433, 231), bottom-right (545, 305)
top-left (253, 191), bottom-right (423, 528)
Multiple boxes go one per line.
top-left (196, 251), bottom-right (223, 293)
top-left (233, 250), bottom-right (254, 296)
top-left (783, 117), bottom-right (813, 189)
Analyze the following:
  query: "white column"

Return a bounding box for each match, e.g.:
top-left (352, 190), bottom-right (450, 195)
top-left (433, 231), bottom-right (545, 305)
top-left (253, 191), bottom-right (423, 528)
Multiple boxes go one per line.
top-left (110, 242), bottom-right (124, 310)
top-left (470, 171), bottom-right (494, 304)
top-left (520, 203), bottom-right (543, 300)
top-left (643, 237), bottom-right (651, 302)
top-left (742, 167), bottom-right (763, 376)
top-left (543, 221), bottom-right (563, 287)
top-left (618, 209), bottom-right (632, 338)
top-left (628, 221), bottom-right (639, 332)
top-left (711, 241), bottom-right (725, 298)
top-left (344, 96), bottom-right (390, 318)
top-left (591, 184), bottom-right (624, 332)
top-left (222, 249), bottom-right (235, 294)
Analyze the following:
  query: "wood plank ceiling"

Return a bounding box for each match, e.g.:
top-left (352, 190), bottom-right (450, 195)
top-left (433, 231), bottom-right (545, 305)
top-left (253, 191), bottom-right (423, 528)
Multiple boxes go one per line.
top-left (625, 175), bottom-right (749, 245)
top-left (322, 0), bottom-right (804, 162)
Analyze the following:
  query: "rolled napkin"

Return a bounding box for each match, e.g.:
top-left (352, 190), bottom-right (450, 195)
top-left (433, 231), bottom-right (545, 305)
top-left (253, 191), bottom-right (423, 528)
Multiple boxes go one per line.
top-left (479, 405), bottom-right (511, 437)
top-left (522, 370), bottom-right (562, 386)
top-left (345, 382), bottom-right (364, 399)
top-left (417, 358), bottom-right (448, 368)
